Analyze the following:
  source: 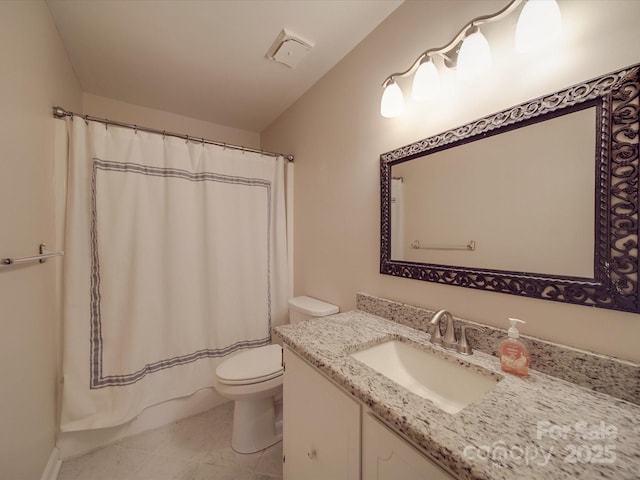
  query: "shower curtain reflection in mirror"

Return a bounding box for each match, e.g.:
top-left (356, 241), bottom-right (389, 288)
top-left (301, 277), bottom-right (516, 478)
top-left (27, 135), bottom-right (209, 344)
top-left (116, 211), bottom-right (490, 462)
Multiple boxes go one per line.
top-left (390, 178), bottom-right (404, 260)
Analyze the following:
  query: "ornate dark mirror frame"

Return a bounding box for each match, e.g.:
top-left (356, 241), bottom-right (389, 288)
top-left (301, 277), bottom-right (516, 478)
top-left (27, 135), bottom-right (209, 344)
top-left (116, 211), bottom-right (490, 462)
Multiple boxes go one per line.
top-left (380, 63), bottom-right (640, 313)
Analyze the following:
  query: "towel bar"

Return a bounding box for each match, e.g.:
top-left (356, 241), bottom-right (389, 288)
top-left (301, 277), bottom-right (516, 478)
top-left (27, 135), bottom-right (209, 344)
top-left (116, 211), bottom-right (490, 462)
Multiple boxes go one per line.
top-left (1, 243), bottom-right (64, 266)
top-left (410, 240), bottom-right (476, 251)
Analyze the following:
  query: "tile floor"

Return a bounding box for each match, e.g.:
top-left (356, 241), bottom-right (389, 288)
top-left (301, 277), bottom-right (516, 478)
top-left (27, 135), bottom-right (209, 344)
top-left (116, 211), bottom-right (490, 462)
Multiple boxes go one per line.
top-left (57, 402), bottom-right (283, 480)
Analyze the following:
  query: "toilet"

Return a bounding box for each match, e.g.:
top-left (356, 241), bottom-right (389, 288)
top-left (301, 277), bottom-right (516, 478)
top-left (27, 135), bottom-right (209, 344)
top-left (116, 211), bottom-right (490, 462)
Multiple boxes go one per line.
top-left (215, 296), bottom-right (339, 453)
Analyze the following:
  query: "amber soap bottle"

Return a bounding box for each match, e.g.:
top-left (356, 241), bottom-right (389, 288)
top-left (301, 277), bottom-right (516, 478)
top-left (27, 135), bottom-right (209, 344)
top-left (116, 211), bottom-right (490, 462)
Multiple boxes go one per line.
top-left (499, 318), bottom-right (530, 377)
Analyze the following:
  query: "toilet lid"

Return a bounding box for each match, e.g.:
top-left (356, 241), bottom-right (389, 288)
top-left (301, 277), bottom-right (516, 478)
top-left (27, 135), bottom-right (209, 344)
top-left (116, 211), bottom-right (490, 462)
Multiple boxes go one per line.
top-left (216, 344), bottom-right (283, 385)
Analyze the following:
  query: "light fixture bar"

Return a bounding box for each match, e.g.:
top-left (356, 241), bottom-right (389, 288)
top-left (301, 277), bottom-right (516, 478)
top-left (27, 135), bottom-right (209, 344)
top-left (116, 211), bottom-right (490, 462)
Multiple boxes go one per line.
top-left (381, 0), bottom-right (523, 87)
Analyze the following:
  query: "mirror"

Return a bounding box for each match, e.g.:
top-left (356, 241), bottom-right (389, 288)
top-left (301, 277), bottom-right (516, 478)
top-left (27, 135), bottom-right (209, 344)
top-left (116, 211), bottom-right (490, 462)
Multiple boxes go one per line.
top-left (391, 107), bottom-right (596, 277)
top-left (380, 64), bottom-right (640, 313)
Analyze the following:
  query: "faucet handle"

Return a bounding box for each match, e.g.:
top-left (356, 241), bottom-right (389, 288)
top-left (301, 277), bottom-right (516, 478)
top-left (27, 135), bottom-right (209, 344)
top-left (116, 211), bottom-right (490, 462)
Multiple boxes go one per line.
top-left (457, 325), bottom-right (482, 355)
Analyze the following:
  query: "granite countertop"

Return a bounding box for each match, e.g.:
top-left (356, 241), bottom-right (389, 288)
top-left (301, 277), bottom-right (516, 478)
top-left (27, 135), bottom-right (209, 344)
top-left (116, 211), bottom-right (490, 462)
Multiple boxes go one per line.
top-left (273, 310), bottom-right (640, 480)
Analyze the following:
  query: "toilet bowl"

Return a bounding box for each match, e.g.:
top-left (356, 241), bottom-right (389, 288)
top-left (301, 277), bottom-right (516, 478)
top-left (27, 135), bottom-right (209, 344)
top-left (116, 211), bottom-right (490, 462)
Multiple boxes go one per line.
top-left (215, 344), bottom-right (284, 454)
top-left (215, 296), bottom-right (339, 454)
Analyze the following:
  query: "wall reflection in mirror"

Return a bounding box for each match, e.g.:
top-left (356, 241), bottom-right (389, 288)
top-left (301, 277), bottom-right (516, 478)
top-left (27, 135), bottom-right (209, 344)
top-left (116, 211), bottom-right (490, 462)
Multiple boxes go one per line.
top-left (390, 107), bottom-right (595, 278)
top-left (380, 64), bottom-right (640, 313)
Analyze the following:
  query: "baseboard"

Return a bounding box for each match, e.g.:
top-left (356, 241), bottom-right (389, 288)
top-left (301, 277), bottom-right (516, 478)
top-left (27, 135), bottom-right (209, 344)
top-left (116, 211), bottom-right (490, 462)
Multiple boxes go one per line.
top-left (40, 448), bottom-right (61, 480)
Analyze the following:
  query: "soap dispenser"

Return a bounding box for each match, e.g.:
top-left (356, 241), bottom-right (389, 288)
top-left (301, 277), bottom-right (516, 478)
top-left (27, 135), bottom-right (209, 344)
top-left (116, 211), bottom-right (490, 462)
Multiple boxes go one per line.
top-left (499, 318), bottom-right (530, 377)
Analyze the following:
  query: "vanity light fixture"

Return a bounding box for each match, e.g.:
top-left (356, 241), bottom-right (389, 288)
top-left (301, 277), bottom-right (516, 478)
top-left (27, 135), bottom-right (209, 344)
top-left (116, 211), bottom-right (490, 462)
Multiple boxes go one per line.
top-left (515, 0), bottom-right (562, 53)
top-left (380, 0), bottom-right (562, 118)
top-left (456, 27), bottom-right (492, 81)
top-left (380, 79), bottom-right (405, 117)
top-left (411, 57), bottom-right (440, 102)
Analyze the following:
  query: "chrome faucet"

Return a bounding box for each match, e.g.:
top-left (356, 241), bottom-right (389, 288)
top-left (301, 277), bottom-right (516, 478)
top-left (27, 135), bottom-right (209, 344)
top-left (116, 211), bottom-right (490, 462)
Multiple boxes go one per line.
top-left (429, 310), bottom-right (457, 350)
top-left (429, 310), bottom-right (482, 355)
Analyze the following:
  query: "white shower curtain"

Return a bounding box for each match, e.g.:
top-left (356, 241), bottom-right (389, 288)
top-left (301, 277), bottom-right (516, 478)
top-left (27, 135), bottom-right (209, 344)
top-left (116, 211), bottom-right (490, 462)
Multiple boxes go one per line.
top-left (60, 118), bottom-right (289, 431)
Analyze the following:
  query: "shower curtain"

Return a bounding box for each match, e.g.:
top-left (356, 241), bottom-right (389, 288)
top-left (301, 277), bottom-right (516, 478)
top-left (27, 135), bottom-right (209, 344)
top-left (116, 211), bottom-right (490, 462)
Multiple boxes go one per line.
top-left (59, 118), bottom-right (289, 431)
top-left (390, 178), bottom-right (404, 260)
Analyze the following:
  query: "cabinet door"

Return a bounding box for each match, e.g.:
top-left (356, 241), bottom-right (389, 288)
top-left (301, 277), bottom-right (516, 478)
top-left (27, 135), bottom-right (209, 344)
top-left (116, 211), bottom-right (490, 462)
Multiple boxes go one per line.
top-left (362, 411), bottom-right (456, 480)
top-left (283, 347), bottom-right (360, 480)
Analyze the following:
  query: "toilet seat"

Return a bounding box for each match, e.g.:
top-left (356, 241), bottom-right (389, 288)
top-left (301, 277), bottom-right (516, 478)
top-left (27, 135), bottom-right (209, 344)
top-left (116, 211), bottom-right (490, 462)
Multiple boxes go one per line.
top-left (216, 344), bottom-right (283, 386)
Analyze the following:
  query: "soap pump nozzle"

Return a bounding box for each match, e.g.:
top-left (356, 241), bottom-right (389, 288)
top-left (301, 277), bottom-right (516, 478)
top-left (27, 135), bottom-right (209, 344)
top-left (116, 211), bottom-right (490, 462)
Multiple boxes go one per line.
top-left (507, 318), bottom-right (525, 338)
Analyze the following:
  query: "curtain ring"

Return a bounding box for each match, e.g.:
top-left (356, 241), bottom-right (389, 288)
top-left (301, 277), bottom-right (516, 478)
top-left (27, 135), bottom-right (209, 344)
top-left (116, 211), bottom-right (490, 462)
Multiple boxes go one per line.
top-left (185, 135), bottom-right (189, 144)
top-left (201, 137), bottom-right (205, 146)
top-left (162, 131), bottom-right (166, 140)
top-left (223, 143), bottom-right (226, 150)
top-left (83, 114), bottom-right (89, 126)
top-left (134, 125), bottom-right (138, 134)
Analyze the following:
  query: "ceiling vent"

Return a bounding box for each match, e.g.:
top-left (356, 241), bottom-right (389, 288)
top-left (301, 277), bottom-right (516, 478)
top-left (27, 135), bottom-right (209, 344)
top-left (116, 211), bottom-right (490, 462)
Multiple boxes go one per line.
top-left (267, 29), bottom-right (313, 69)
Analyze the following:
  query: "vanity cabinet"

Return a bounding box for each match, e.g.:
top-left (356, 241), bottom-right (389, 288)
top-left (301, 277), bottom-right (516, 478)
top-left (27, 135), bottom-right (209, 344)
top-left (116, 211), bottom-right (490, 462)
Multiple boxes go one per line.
top-left (283, 347), bottom-right (361, 480)
top-left (362, 410), bottom-right (456, 480)
top-left (283, 346), bottom-right (456, 480)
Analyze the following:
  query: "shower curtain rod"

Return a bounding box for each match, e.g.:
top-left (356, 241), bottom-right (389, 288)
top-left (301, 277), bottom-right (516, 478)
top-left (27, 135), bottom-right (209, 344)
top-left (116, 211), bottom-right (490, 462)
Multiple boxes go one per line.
top-left (52, 106), bottom-right (294, 162)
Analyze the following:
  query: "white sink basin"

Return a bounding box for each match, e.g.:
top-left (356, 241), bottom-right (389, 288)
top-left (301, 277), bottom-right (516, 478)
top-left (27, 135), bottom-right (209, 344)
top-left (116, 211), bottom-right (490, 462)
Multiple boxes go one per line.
top-left (350, 340), bottom-right (499, 414)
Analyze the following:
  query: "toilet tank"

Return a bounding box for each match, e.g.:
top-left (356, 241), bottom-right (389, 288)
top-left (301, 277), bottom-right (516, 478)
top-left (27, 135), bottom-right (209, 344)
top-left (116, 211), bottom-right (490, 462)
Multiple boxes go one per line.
top-left (288, 296), bottom-right (339, 323)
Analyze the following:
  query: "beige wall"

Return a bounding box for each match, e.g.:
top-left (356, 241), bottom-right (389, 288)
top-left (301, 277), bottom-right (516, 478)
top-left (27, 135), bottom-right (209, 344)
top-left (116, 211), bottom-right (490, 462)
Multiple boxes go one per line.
top-left (261, 0), bottom-right (640, 362)
top-left (0, 1), bottom-right (82, 479)
top-left (83, 93), bottom-right (260, 149)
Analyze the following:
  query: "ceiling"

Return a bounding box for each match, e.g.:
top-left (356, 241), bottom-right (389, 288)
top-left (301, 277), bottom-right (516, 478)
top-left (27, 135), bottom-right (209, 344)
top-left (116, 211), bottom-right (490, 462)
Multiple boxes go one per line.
top-left (47, 0), bottom-right (403, 132)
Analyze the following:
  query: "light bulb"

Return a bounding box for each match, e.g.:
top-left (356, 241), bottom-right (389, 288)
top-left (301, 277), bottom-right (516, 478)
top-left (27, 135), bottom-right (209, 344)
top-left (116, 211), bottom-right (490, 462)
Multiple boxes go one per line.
top-left (380, 80), bottom-right (405, 118)
top-left (516, 0), bottom-right (562, 53)
top-left (457, 28), bottom-right (491, 81)
top-left (412, 59), bottom-right (440, 102)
